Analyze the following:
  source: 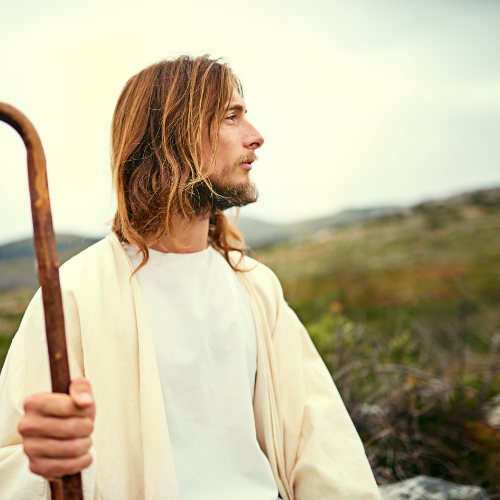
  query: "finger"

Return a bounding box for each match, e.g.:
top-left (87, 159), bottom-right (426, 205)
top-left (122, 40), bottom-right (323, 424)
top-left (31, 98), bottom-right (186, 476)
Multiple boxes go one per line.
top-left (19, 415), bottom-right (93, 439)
top-left (24, 436), bottom-right (92, 459)
top-left (23, 393), bottom-right (89, 418)
top-left (69, 378), bottom-right (94, 412)
top-left (29, 452), bottom-right (93, 479)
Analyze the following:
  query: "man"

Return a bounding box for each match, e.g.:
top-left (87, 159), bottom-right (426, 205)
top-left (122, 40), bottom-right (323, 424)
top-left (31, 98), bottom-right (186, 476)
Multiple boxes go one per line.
top-left (0, 55), bottom-right (381, 499)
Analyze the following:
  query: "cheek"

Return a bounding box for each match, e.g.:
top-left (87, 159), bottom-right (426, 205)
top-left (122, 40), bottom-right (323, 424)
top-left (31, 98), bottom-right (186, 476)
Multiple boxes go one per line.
top-left (217, 127), bottom-right (240, 156)
top-left (213, 143), bottom-right (232, 171)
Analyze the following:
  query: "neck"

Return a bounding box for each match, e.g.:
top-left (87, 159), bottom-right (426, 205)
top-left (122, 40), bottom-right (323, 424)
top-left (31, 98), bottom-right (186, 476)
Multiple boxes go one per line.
top-left (149, 211), bottom-right (210, 254)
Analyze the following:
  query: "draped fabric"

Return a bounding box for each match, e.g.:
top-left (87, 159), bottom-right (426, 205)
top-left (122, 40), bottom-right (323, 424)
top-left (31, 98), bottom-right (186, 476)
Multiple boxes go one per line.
top-left (0, 233), bottom-right (381, 500)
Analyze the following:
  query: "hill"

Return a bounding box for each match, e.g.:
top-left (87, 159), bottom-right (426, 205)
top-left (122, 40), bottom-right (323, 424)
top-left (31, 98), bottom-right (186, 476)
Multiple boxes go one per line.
top-left (258, 187), bottom-right (500, 330)
top-left (0, 234), bottom-right (101, 291)
top-left (0, 207), bottom-right (402, 291)
top-left (255, 187), bottom-right (500, 492)
top-left (237, 206), bottom-right (402, 248)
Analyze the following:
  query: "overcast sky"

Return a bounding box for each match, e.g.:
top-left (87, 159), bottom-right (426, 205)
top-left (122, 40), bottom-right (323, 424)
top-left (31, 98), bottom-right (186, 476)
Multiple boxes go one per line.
top-left (1, 0), bottom-right (499, 244)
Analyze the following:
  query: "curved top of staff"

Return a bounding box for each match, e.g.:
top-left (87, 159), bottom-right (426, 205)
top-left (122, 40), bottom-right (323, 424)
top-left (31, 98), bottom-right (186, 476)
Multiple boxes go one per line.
top-left (0, 102), bottom-right (46, 161)
top-left (0, 102), bottom-right (83, 500)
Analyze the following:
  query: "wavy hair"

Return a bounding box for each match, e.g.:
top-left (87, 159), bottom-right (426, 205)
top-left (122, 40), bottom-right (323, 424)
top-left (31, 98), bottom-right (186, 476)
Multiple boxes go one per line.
top-left (111, 55), bottom-right (247, 273)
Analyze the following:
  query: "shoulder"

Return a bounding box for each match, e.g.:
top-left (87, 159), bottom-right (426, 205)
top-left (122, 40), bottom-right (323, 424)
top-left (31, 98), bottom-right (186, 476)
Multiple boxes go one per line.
top-left (60, 236), bottom-right (112, 270)
top-left (58, 233), bottom-right (130, 291)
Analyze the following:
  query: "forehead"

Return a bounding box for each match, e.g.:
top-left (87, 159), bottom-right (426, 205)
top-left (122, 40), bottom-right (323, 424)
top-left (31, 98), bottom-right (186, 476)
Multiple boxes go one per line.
top-left (227, 91), bottom-right (246, 111)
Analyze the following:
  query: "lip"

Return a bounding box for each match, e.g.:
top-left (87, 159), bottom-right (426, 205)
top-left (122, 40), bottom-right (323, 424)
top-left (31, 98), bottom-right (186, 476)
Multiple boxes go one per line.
top-left (240, 159), bottom-right (254, 171)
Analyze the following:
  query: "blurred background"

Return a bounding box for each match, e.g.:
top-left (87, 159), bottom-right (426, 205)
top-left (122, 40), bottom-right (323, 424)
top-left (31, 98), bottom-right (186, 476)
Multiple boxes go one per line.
top-left (1, 0), bottom-right (499, 495)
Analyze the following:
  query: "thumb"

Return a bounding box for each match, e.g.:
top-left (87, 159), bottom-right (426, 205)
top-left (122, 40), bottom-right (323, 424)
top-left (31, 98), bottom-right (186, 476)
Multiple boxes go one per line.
top-left (69, 378), bottom-right (95, 420)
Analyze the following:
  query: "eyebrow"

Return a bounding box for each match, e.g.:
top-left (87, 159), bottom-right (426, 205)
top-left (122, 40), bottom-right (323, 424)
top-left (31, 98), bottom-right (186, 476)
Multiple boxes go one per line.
top-left (226, 104), bottom-right (247, 114)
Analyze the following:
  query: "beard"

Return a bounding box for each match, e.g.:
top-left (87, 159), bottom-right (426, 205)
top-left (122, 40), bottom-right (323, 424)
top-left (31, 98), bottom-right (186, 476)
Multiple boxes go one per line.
top-left (193, 177), bottom-right (258, 212)
top-left (191, 161), bottom-right (259, 213)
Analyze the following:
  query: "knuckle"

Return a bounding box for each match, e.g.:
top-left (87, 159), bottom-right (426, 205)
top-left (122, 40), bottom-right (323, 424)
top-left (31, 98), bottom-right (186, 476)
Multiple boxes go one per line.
top-left (30, 458), bottom-right (47, 477)
top-left (84, 436), bottom-right (92, 451)
top-left (68, 437), bottom-right (91, 456)
top-left (64, 441), bottom-right (76, 455)
top-left (61, 454), bottom-right (91, 475)
top-left (74, 418), bottom-right (92, 437)
top-left (65, 456), bottom-right (84, 475)
top-left (82, 452), bottom-right (93, 468)
top-left (48, 395), bottom-right (70, 417)
top-left (68, 399), bottom-right (81, 417)
top-left (23, 394), bottom-right (39, 413)
top-left (52, 460), bottom-right (72, 478)
top-left (18, 417), bottom-right (35, 436)
top-left (76, 453), bottom-right (93, 472)
top-left (65, 440), bottom-right (82, 457)
top-left (50, 464), bottom-right (65, 478)
top-left (59, 396), bottom-right (72, 412)
top-left (79, 437), bottom-right (92, 455)
top-left (67, 463), bottom-right (81, 475)
top-left (23, 440), bottom-right (37, 457)
top-left (85, 418), bottom-right (94, 434)
top-left (17, 419), bottom-right (28, 435)
top-left (67, 420), bottom-right (81, 437)
top-left (29, 460), bottom-right (39, 475)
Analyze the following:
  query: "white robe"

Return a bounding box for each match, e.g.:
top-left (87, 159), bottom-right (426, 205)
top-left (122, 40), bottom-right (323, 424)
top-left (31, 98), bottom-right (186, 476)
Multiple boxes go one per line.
top-left (0, 233), bottom-right (381, 500)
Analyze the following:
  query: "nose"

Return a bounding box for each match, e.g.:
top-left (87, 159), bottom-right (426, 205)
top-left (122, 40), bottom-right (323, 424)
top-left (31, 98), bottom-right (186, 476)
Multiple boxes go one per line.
top-left (245, 121), bottom-right (265, 150)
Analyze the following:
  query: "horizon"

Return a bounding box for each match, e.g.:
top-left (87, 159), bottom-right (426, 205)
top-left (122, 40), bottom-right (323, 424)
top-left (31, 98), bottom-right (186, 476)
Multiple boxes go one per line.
top-left (1, 182), bottom-right (497, 247)
top-left (1, 0), bottom-right (499, 244)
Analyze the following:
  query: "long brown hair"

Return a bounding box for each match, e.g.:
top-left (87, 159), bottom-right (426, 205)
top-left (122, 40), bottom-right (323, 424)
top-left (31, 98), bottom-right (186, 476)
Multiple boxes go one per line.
top-left (111, 55), bottom-right (247, 272)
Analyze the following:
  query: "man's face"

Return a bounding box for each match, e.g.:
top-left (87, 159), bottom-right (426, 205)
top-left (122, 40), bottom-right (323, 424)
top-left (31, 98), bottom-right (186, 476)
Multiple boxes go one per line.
top-left (200, 91), bottom-right (265, 210)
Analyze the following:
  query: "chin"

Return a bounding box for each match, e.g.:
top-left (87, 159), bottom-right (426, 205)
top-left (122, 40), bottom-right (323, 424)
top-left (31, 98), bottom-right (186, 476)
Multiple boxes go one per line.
top-left (235, 177), bottom-right (251, 188)
top-left (234, 171), bottom-right (251, 184)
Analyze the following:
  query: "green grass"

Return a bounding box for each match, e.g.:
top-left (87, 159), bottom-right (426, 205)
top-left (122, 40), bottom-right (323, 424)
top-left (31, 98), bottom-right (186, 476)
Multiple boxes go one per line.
top-left (258, 206), bottom-right (500, 344)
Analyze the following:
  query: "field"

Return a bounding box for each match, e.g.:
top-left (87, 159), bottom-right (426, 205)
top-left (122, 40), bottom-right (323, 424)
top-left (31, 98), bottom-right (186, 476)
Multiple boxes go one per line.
top-left (1, 188), bottom-right (499, 494)
top-left (257, 188), bottom-right (500, 494)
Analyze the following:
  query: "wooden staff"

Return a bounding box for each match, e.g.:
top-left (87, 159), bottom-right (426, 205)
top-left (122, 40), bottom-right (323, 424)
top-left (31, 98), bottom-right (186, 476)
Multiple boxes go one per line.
top-left (0, 103), bottom-right (84, 500)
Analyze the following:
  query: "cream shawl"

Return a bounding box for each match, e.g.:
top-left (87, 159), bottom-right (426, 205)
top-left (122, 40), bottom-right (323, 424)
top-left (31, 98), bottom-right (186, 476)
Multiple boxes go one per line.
top-left (0, 233), bottom-right (381, 499)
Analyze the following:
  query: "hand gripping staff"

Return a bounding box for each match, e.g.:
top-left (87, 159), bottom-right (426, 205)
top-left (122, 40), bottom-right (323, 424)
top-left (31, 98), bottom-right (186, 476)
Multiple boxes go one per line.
top-left (0, 103), bottom-right (84, 500)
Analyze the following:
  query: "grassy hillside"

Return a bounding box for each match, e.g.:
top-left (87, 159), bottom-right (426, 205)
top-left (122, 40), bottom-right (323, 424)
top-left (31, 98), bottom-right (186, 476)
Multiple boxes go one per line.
top-left (0, 208), bottom-right (399, 291)
top-left (236, 206), bottom-right (402, 248)
top-left (258, 194), bottom-right (500, 346)
top-left (256, 187), bottom-right (500, 493)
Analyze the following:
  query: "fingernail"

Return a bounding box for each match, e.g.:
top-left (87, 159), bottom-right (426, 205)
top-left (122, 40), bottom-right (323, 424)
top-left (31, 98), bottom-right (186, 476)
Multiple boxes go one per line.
top-left (79, 392), bottom-right (93, 404)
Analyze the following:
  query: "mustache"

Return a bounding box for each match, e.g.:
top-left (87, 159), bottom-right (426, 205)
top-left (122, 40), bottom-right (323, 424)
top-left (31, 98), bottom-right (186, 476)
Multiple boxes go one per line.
top-left (235, 152), bottom-right (258, 165)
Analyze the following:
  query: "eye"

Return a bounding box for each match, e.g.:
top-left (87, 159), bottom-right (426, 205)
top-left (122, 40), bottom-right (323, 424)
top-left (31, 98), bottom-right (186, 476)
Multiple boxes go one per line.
top-left (226, 114), bottom-right (237, 121)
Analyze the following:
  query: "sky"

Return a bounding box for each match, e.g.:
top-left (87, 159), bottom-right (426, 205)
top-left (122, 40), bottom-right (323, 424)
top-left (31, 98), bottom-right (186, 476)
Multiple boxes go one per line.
top-left (0, 0), bottom-right (499, 244)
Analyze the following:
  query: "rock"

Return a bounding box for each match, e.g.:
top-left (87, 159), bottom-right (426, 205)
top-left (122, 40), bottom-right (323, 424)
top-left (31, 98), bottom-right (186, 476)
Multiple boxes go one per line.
top-left (419, 377), bottom-right (453, 401)
top-left (485, 393), bottom-right (500, 428)
top-left (353, 403), bottom-right (386, 437)
top-left (379, 475), bottom-right (487, 500)
top-left (358, 403), bottom-right (386, 418)
top-left (486, 404), bottom-right (500, 428)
